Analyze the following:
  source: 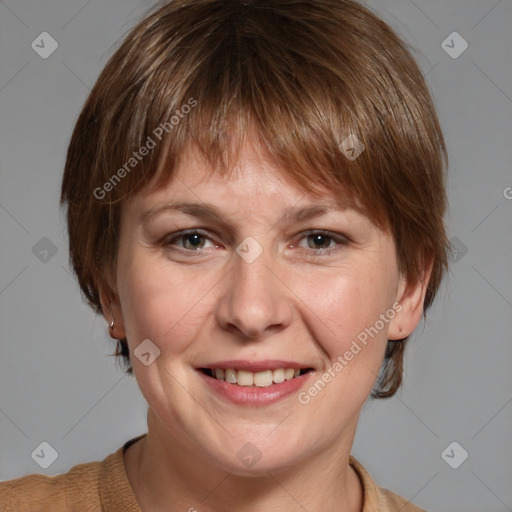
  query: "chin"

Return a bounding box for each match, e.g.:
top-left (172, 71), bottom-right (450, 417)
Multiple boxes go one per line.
top-left (203, 434), bottom-right (312, 477)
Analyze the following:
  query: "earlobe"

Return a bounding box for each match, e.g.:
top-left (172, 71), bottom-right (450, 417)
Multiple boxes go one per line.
top-left (99, 284), bottom-right (126, 339)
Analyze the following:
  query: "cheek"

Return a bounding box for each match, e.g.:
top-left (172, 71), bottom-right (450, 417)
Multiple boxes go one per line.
top-left (117, 250), bottom-right (214, 354)
top-left (294, 266), bottom-right (395, 351)
top-left (293, 271), bottom-right (394, 409)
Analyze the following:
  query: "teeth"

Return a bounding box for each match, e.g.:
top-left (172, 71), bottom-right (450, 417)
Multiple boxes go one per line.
top-left (208, 367), bottom-right (307, 387)
top-left (237, 370), bottom-right (254, 386)
top-left (273, 368), bottom-right (285, 383)
top-left (225, 368), bottom-right (237, 384)
top-left (253, 370), bottom-right (273, 387)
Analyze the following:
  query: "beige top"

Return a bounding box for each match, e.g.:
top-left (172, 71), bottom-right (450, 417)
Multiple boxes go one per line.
top-left (0, 434), bottom-right (425, 511)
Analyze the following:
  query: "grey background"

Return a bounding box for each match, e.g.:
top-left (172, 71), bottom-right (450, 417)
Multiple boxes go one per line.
top-left (0, 1), bottom-right (511, 510)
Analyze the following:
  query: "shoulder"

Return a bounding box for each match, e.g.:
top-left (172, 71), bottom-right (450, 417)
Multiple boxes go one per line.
top-left (0, 435), bottom-right (144, 512)
top-left (0, 457), bottom-right (103, 512)
top-left (349, 455), bottom-right (428, 512)
top-left (378, 487), bottom-right (428, 512)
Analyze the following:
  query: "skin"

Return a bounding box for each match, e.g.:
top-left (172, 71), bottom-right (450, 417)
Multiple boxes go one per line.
top-left (100, 137), bottom-right (431, 512)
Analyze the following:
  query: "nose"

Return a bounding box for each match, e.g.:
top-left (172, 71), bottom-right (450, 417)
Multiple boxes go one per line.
top-left (216, 244), bottom-right (292, 340)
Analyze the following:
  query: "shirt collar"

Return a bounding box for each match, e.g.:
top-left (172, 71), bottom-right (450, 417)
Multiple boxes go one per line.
top-left (98, 434), bottom-right (146, 511)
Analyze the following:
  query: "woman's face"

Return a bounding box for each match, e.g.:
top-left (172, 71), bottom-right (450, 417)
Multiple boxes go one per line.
top-left (110, 138), bottom-right (424, 474)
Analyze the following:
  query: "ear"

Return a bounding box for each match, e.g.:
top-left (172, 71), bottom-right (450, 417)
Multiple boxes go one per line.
top-left (98, 273), bottom-right (126, 340)
top-left (387, 256), bottom-right (434, 340)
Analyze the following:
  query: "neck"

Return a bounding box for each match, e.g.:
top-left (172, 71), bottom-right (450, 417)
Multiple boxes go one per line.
top-left (124, 409), bottom-right (363, 512)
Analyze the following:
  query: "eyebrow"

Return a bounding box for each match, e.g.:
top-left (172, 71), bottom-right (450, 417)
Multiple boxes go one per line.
top-left (139, 201), bottom-right (346, 227)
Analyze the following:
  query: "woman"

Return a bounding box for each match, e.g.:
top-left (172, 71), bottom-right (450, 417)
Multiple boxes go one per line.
top-left (0, 0), bottom-right (448, 510)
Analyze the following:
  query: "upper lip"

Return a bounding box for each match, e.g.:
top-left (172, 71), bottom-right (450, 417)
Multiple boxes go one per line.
top-left (198, 360), bottom-right (313, 372)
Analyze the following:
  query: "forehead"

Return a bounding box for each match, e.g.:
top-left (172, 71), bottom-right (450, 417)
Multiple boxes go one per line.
top-left (135, 137), bottom-right (353, 214)
top-left (117, 133), bottom-right (389, 245)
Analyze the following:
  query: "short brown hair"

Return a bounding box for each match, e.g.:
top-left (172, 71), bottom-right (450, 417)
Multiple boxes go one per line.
top-left (60, 0), bottom-right (448, 398)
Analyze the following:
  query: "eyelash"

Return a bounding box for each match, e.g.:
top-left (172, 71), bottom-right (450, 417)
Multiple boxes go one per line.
top-left (163, 229), bottom-right (349, 257)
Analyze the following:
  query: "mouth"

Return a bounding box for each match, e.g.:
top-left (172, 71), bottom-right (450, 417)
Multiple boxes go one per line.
top-left (198, 367), bottom-right (314, 387)
top-left (196, 360), bottom-right (316, 406)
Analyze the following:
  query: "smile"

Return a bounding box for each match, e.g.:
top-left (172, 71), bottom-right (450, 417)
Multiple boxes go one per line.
top-left (196, 361), bottom-right (315, 406)
top-left (199, 367), bottom-right (313, 387)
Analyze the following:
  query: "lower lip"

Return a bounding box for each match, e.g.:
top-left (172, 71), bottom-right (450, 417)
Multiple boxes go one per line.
top-left (197, 370), bottom-right (311, 406)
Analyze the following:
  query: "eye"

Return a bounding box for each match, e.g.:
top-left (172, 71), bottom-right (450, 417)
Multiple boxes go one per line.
top-left (165, 230), bottom-right (217, 251)
top-left (162, 229), bottom-right (348, 256)
top-left (296, 230), bottom-right (349, 253)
